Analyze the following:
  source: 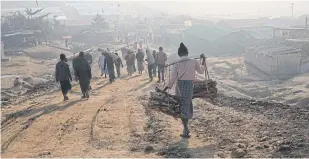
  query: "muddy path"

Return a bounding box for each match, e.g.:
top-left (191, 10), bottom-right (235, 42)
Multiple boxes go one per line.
top-left (0, 65), bottom-right (212, 158)
top-left (2, 54), bottom-right (307, 157)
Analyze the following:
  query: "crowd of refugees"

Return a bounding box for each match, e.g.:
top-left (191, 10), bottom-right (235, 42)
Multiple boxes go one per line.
top-left (55, 46), bottom-right (167, 101)
top-left (124, 47), bottom-right (167, 82)
top-left (55, 43), bottom-right (206, 138)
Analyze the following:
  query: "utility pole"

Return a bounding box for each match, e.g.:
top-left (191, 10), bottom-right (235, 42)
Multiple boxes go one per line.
top-left (305, 16), bottom-right (308, 29)
top-left (305, 16), bottom-right (309, 36)
top-left (291, 3), bottom-right (295, 17)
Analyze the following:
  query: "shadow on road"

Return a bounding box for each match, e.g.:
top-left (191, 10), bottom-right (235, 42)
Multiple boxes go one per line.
top-left (2, 99), bottom-right (80, 126)
top-left (160, 138), bottom-right (215, 158)
top-left (128, 80), bottom-right (152, 92)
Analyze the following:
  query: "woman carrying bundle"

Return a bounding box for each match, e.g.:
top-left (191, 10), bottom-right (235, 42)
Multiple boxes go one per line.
top-left (125, 50), bottom-right (136, 76)
top-left (164, 43), bottom-right (206, 138)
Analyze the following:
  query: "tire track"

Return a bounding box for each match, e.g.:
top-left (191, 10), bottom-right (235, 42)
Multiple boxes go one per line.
top-left (89, 96), bottom-right (116, 149)
top-left (1, 112), bottom-right (43, 152)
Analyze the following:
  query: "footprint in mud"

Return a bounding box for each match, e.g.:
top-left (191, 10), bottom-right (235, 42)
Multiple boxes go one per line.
top-left (57, 117), bottom-right (79, 139)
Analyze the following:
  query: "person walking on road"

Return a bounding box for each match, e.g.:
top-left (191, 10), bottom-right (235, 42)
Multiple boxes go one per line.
top-left (152, 50), bottom-right (157, 77)
top-left (55, 54), bottom-right (72, 101)
top-left (85, 52), bottom-right (93, 65)
top-left (104, 53), bottom-right (116, 83)
top-left (114, 53), bottom-right (123, 78)
top-left (136, 49), bottom-right (145, 74)
top-left (124, 50), bottom-right (135, 76)
top-left (121, 47), bottom-right (128, 59)
top-left (163, 43), bottom-right (206, 138)
top-left (145, 49), bottom-right (155, 81)
top-left (73, 51), bottom-right (92, 99)
top-left (98, 52), bottom-right (107, 78)
top-left (156, 47), bottom-right (167, 82)
top-left (133, 52), bottom-right (137, 72)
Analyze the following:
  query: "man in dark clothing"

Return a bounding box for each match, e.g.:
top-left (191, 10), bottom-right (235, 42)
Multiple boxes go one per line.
top-left (56, 54), bottom-right (72, 101)
top-left (85, 53), bottom-right (93, 65)
top-left (104, 53), bottom-right (116, 83)
top-left (114, 53), bottom-right (123, 78)
top-left (84, 52), bottom-right (93, 90)
top-left (73, 51), bottom-right (92, 99)
top-left (133, 52), bottom-right (137, 72)
top-left (152, 50), bottom-right (157, 77)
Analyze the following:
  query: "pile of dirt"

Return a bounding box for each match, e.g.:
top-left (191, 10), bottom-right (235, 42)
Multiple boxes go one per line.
top-left (1, 75), bottom-right (56, 106)
top-left (189, 94), bottom-right (309, 157)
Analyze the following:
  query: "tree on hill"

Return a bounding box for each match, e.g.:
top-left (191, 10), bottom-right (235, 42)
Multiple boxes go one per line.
top-left (25, 8), bottom-right (44, 19)
top-left (92, 14), bottom-right (109, 30)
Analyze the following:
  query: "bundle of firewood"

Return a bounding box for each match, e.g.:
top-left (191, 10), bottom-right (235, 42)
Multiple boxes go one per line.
top-left (193, 79), bottom-right (218, 99)
top-left (149, 87), bottom-right (181, 117)
top-left (148, 80), bottom-right (218, 117)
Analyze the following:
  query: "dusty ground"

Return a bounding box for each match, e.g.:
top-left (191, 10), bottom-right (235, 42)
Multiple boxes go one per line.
top-left (1, 67), bottom-right (217, 157)
top-left (205, 57), bottom-right (309, 106)
top-left (1, 45), bottom-right (74, 89)
top-left (1, 48), bottom-right (308, 157)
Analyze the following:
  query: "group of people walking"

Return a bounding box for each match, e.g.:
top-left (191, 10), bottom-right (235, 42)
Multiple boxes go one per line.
top-left (55, 50), bottom-right (123, 101)
top-left (98, 51), bottom-right (123, 83)
top-left (123, 47), bottom-right (167, 82)
top-left (55, 43), bottom-right (205, 138)
top-left (55, 51), bottom-right (91, 101)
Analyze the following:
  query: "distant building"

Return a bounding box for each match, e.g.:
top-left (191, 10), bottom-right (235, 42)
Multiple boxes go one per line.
top-left (244, 41), bottom-right (302, 78)
top-left (273, 27), bottom-right (309, 39)
top-left (215, 18), bottom-right (270, 30)
top-left (1, 30), bottom-right (41, 48)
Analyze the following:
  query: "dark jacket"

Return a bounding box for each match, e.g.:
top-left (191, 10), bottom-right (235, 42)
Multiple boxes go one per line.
top-left (136, 51), bottom-right (145, 61)
top-left (114, 57), bottom-right (123, 67)
top-left (73, 56), bottom-right (92, 80)
top-left (104, 55), bottom-right (115, 70)
top-left (55, 61), bottom-right (72, 82)
top-left (85, 53), bottom-right (93, 64)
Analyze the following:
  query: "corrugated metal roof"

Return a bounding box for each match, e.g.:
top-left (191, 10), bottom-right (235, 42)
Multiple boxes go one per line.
top-left (2, 30), bottom-right (41, 37)
top-left (250, 42), bottom-right (301, 56)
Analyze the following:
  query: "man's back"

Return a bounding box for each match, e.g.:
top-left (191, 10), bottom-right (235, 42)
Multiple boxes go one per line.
top-left (105, 56), bottom-right (115, 69)
top-left (99, 55), bottom-right (105, 66)
top-left (73, 56), bottom-right (91, 78)
top-left (136, 51), bottom-right (145, 61)
top-left (85, 53), bottom-right (93, 64)
top-left (56, 61), bottom-right (72, 82)
top-left (115, 57), bottom-right (122, 66)
top-left (125, 54), bottom-right (134, 65)
top-left (157, 51), bottom-right (167, 65)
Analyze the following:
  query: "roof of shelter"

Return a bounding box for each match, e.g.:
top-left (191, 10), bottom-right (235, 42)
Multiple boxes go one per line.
top-left (2, 30), bottom-right (41, 37)
top-left (184, 25), bottom-right (232, 41)
top-left (244, 28), bottom-right (273, 39)
top-left (249, 41), bottom-right (301, 56)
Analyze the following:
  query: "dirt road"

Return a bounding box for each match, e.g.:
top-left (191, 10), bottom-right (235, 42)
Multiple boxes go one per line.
top-left (1, 67), bottom-right (216, 158)
top-left (1, 56), bottom-right (308, 157)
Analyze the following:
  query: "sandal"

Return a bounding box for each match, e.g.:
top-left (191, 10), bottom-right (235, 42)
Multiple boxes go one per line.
top-left (180, 133), bottom-right (191, 138)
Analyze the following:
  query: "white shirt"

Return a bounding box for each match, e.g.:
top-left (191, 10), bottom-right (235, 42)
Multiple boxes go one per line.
top-left (98, 55), bottom-right (105, 68)
top-left (167, 56), bottom-right (205, 88)
top-left (146, 51), bottom-right (155, 65)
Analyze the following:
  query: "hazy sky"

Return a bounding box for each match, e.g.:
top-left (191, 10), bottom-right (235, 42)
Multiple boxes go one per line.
top-left (138, 1), bottom-right (309, 19)
top-left (1, 0), bottom-right (309, 19)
